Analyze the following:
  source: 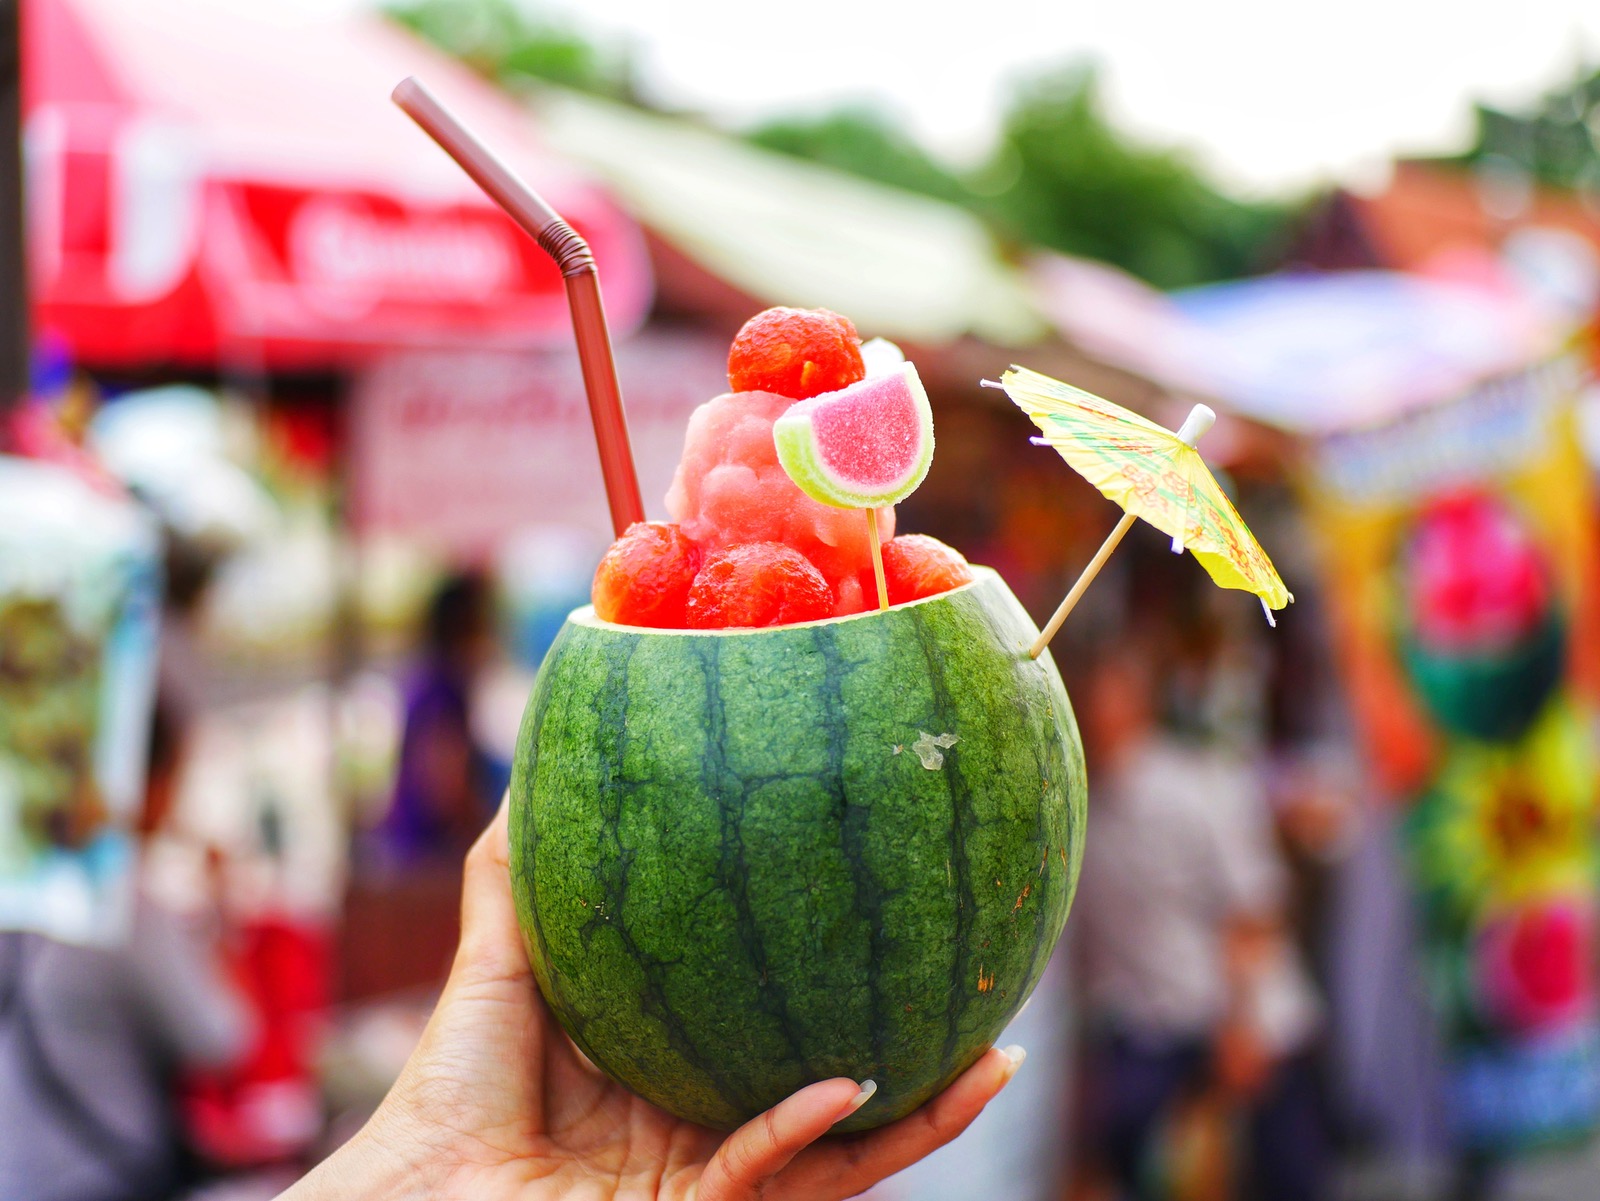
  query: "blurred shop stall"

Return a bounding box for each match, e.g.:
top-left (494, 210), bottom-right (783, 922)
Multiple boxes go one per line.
top-left (350, 329), bottom-right (725, 563)
top-left (1167, 266), bottom-right (1600, 1177)
top-left (13, 0), bottom-right (662, 1091)
top-left (0, 456), bottom-right (160, 945)
top-left (1296, 163), bottom-right (1600, 292)
top-left (1172, 269), bottom-right (1572, 435)
top-left (21, 0), bottom-right (650, 371)
top-left (1025, 239), bottom-right (1600, 1180)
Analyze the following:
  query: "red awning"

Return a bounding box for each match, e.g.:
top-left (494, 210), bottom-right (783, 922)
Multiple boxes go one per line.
top-left (21, 0), bottom-right (653, 372)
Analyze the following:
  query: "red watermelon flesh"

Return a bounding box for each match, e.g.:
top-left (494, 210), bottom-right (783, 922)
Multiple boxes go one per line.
top-left (664, 389), bottom-right (894, 617)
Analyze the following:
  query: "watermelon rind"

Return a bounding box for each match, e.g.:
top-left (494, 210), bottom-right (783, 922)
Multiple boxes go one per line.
top-left (510, 567), bottom-right (1086, 1132)
top-left (772, 362), bottom-right (935, 509)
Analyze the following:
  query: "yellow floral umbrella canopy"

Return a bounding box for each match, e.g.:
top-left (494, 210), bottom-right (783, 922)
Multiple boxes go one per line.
top-left (997, 365), bottom-right (1293, 624)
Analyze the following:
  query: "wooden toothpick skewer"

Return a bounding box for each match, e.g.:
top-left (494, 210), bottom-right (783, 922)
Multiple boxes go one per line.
top-left (866, 509), bottom-right (889, 611)
top-left (1029, 512), bottom-right (1136, 659)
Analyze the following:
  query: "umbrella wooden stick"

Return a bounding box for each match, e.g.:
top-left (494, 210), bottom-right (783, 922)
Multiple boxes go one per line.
top-left (392, 76), bottom-right (644, 537)
top-left (1029, 512), bottom-right (1135, 659)
top-left (1028, 403), bottom-right (1215, 660)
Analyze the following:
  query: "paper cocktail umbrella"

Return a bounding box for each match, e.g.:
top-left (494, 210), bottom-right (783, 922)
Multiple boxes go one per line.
top-left (988, 366), bottom-right (1292, 658)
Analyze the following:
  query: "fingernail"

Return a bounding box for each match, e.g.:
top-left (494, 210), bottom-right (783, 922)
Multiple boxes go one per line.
top-left (1001, 1045), bottom-right (1027, 1075)
top-left (846, 1079), bottom-right (878, 1114)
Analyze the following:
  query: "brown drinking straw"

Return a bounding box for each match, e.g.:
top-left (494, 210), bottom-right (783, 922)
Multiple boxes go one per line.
top-left (392, 76), bottom-right (645, 537)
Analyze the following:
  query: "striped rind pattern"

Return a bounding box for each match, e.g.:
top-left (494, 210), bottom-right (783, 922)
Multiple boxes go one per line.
top-left (510, 570), bottom-right (1085, 1132)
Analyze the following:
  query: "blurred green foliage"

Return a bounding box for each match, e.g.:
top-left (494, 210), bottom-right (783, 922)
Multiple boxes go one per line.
top-left (746, 67), bottom-right (1297, 290)
top-left (978, 66), bottom-right (1296, 289)
top-left (1452, 64), bottom-right (1600, 195)
top-left (389, 1), bottom-right (1298, 289)
top-left (386, 0), bottom-right (636, 101)
top-left (746, 108), bottom-right (975, 210)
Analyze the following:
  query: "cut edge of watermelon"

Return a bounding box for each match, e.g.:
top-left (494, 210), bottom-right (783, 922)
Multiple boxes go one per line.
top-left (772, 363), bottom-right (935, 509)
top-left (575, 566), bottom-right (994, 635)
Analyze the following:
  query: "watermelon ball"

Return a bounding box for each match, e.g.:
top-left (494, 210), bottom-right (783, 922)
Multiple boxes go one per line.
top-left (685, 542), bottom-right (836, 629)
top-left (592, 521), bottom-right (700, 628)
top-left (727, 307), bottom-right (866, 400)
top-left (883, 534), bottom-right (975, 605)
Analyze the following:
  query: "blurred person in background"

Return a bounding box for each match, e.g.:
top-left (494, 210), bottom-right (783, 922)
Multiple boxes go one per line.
top-left (1072, 637), bottom-right (1328, 1201)
top-left (0, 699), bottom-right (255, 1201)
top-left (378, 570), bottom-right (504, 866)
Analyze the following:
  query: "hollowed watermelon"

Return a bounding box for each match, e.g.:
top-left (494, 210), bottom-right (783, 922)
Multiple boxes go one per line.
top-left (510, 567), bottom-right (1085, 1132)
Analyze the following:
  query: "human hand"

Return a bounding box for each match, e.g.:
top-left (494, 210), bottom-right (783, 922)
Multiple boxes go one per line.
top-left (283, 799), bottom-right (1024, 1200)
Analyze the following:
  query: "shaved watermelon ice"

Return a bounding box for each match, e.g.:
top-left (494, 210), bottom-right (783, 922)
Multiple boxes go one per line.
top-left (665, 388), bottom-right (894, 617)
top-left (591, 309), bottom-right (972, 629)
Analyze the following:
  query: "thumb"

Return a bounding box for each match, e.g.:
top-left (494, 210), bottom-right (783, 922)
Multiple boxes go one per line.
top-left (450, 794), bottom-right (531, 988)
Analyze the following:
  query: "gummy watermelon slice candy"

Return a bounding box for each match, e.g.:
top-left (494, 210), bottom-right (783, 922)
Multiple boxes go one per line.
top-left (772, 363), bottom-right (934, 509)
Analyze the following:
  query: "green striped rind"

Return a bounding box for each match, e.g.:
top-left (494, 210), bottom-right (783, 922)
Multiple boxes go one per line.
top-left (510, 568), bottom-right (1085, 1132)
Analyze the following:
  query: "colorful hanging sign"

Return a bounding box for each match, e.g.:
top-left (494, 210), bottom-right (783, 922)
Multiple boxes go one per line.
top-left (1303, 351), bottom-right (1600, 1151)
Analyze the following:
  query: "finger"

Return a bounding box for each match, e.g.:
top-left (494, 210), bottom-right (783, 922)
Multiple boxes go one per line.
top-left (773, 1045), bottom-right (1025, 1200)
top-left (695, 1078), bottom-right (872, 1201)
top-left (448, 794), bottom-right (612, 1132)
top-left (451, 793), bottom-right (530, 988)
top-left (416, 794), bottom-right (585, 1137)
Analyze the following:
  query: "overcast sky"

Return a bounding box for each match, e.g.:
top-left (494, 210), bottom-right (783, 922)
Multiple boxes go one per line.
top-left (329, 0), bottom-right (1600, 195)
top-left (520, 0), bottom-right (1600, 196)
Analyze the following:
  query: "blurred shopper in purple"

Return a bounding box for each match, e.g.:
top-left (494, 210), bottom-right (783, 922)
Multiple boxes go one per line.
top-left (0, 701), bottom-right (253, 1201)
top-left (380, 571), bottom-right (503, 864)
top-left (1074, 644), bottom-right (1329, 1201)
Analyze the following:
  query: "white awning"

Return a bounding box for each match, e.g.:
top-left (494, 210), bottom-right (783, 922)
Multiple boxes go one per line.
top-left (531, 89), bottom-right (1048, 347)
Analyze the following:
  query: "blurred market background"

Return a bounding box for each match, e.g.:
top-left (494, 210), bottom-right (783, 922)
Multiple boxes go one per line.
top-left (4, 0), bottom-right (1600, 1198)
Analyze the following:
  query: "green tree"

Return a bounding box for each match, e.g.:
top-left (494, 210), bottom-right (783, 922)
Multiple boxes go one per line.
top-left (745, 65), bottom-right (1297, 290)
top-left (745, 108), bottom-right (973, 208)
top-left (387, 0), bottom-right (635, 102)
top-left (983, 65), bottom-right (1293, 289)
top-left (1453, 64), bottom-right (1600, 193)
